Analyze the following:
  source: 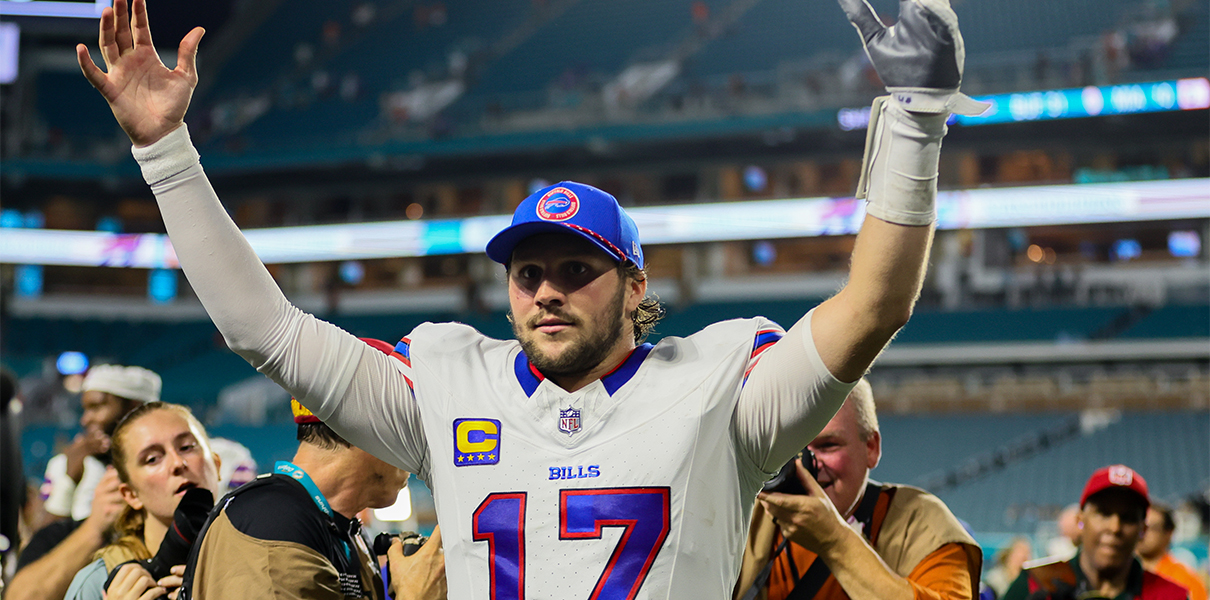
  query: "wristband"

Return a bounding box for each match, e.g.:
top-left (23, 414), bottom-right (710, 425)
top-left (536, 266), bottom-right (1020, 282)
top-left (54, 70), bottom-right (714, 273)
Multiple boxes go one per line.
top-left (855, 96), bottom-right (948, 226)
top-left (130, 124), bottom-right (200, 186)
top-left (886, 87), bottom-right (990, 116)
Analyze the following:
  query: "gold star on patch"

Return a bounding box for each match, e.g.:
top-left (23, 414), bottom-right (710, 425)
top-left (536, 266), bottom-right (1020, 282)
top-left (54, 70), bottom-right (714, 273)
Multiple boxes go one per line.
top-left (488, 454), bottom-right (496, 460)
top-left (477, 453), bottom-right (485, 461)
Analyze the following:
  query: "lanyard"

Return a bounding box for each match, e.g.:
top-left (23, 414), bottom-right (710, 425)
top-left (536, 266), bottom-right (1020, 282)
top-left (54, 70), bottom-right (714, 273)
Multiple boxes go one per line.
top-left (275, 461), bottom-right (355, 563)
top-left (275, 460), bottom-right (334, 518)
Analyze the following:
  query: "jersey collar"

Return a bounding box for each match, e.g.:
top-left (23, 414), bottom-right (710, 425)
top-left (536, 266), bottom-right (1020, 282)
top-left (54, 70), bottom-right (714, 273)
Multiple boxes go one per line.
top-left (514, 343), bottom-right (654, 397)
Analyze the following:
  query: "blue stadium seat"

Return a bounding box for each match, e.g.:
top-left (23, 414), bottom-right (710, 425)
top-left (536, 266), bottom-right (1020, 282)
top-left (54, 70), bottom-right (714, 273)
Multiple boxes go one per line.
top-left (1120, 304), bottom-right (1210, 339)
top-left (35, 72), bottom-right (126, 141)
top-left (934, 411), bottom-right (1210, 533)
top-left (874, 413), bottom-right (1076, 486)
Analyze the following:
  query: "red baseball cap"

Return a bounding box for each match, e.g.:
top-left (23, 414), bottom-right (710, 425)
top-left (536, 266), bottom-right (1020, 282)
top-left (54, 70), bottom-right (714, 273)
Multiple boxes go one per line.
top-left (1080, 464), bottom-right (1150, 509)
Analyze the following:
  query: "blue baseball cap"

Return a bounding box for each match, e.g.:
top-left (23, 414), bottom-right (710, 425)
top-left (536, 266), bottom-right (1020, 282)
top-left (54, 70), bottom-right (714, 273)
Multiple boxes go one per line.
top-left (486, 181), bottom-right (644, 268)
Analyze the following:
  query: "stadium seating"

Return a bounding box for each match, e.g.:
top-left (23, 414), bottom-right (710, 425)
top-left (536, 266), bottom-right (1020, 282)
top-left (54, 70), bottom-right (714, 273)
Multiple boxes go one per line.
top-left (1119, 303), bottom-right (1210, 339)
top-left (875, 412), bottom-right (1076, 487)
top-left (193, 0), bottom-right (517, 151)
top-left (682, 0), bottom-right (856, 82)
top-left (34, 72), bottom-right (126, 142)
top-left (950, 0), bottom-right (1143, 55)
top-left (1159, 2), bottom-right (1209, 73)
top-left (928, 411), bottom-right (1210, 533)
top-left (25, 0), bottom-right (1210, 156)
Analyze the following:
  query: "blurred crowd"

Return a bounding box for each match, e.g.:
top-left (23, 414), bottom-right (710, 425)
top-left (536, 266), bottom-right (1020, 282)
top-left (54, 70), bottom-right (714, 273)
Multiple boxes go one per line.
top-left (1, 357), bottom-right (446, 600)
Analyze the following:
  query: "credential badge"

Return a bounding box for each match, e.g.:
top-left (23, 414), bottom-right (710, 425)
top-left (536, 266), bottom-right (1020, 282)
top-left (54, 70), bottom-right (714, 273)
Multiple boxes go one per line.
top-left (559, 406), bottom-right (581, 436)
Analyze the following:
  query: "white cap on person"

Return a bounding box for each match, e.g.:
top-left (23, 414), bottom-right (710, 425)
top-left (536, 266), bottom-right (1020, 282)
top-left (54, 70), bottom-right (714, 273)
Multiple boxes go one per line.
top-left (81, 365), bottom-right (161, 404)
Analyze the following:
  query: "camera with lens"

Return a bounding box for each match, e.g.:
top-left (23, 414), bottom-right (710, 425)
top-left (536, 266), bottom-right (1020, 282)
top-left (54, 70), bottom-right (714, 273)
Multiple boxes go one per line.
top-left (762, 449), bottom-right (820, 495)
top-left (374, 531), bottom-right (428, 599)
top-left (374, 531), bottom-right (427, 557)
top-left (104, 487), bottom-right (214, 599)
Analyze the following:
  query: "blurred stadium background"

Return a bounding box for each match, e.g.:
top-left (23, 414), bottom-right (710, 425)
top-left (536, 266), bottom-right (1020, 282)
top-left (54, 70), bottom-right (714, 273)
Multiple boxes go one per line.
top-left (1, 0), bottom-right (1207, 573)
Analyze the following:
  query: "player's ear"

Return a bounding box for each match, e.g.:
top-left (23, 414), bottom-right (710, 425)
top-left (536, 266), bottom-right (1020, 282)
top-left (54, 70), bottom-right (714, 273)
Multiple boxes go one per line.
top-left (623, 264), bottom-right (646, 312)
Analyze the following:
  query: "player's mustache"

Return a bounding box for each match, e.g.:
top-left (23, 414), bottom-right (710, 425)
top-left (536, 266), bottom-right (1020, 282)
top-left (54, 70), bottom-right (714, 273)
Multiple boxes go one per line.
top-left (528, 309), bottom-right (579, 328)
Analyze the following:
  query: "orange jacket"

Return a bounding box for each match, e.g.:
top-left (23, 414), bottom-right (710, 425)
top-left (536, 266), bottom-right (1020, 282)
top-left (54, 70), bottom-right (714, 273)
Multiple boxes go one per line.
top-left (1151, 554), bottom-right (1207, 600)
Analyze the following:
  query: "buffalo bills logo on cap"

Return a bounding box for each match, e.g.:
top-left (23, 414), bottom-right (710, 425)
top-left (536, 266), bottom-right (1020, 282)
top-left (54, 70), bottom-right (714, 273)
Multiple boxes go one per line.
top-left (536, 187), bottom-right (580, 222)
top-left (1108, 465), bottom-right (1134, 486)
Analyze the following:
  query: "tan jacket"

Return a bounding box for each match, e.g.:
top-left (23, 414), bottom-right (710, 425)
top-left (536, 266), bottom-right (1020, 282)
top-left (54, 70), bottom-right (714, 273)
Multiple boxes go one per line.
top-left (186, 473), bottom-right (384, 600)
top-left (734, 483), bottom-right (982, 600)
top-left (191, 509), bottom-right (381, 599)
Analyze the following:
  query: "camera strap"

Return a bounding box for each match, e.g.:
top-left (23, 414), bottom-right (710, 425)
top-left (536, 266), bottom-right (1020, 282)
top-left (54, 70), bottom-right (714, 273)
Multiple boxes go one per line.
top-left (740, 481), bottom-right (885, 600)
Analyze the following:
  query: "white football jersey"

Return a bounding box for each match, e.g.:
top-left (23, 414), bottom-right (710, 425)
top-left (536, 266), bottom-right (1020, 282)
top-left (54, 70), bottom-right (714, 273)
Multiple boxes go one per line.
top-left (396, 317), bottom-right (804, 600)
top-left (134, 141), bottom-right (851, 599)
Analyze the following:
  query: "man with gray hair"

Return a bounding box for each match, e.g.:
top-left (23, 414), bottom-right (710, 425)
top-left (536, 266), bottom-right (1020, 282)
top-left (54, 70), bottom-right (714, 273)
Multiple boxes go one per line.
top-left (734, 380), bottom-right (982, 600)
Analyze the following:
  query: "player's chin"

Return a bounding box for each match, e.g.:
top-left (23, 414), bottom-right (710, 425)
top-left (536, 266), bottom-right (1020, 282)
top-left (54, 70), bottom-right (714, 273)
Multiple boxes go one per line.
top-left (531, 339), bottom-right (575, 361)
top-left (529, 326), bottom-right (579, 346)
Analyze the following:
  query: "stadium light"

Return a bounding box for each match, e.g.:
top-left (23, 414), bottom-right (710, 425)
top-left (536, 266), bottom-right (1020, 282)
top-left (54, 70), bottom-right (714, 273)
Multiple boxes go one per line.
top-left (0, 0), bottom-right (110, 18)
top-left (836, 78), bottom-right (1210, 130)
top-left (0, 178), bottom-right (1206, 268)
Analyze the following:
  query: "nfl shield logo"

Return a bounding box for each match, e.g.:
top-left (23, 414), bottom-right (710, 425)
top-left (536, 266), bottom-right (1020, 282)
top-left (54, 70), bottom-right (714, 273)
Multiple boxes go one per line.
top-left (559, 407), bottom-right (581, 436)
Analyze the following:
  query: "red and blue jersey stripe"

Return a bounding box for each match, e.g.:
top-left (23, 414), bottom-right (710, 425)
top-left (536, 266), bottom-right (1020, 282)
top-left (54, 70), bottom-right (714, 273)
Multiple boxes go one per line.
top-left (514, 343), bottom-right (653, 397)
top-left (392, 337), bottom-right (414, 389)
top-left (744, 327), bottom-right (785, 384)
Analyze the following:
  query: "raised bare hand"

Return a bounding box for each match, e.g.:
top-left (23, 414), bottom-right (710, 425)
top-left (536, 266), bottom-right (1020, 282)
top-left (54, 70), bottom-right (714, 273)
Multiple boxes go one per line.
top-left (64, 429), bottom-right (110, 482)
top-left (83, 467), bottom-right (126, 535)
top-left (76, 0), bottom-right (204, 147)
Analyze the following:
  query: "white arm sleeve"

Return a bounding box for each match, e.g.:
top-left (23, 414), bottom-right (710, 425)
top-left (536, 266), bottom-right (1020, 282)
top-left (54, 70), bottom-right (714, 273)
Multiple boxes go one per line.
top-left (70, 458), bottom-right (106, 520)
top-left (133, 126), bottom-right (428, 474)
top-left (732, 308), bottom-right (856, 474)
top-left (41, 454), bottom-right (76, 518)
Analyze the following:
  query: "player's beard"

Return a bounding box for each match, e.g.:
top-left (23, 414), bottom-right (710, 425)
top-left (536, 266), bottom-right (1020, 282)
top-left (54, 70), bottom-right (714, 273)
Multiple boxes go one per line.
top-left (513, 279), bottom-right (628, 378)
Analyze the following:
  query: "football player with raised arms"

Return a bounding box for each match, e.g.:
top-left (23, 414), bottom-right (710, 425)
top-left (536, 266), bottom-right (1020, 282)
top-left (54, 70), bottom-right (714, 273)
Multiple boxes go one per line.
top-left (77, 0), bottom-right (985, 596)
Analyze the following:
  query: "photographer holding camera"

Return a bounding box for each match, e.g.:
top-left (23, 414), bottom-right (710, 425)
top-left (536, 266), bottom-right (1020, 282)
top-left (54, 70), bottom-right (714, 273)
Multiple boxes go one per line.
top-left (180, 338), bottom-right (446, 600)
top-left (63, 401), bottom-right (222, 600)
top-left (735, 380), bottom-right (982, 600)
top-left (1001, 465), bottom-right (1189, 600)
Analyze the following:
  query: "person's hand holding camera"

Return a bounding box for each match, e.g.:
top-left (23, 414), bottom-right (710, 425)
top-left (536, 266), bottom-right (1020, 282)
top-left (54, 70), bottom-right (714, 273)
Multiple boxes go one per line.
top-left (104, 562), bottom-right (165, 600)
top-left (758, 459), bottom-right (851, 555)
top-left (388, 525), bottom-right (447, 600)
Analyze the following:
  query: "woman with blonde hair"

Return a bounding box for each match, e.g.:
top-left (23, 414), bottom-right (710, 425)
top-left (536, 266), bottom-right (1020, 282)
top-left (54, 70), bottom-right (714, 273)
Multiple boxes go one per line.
top-left (64, 401), bottom-right (222, 600)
